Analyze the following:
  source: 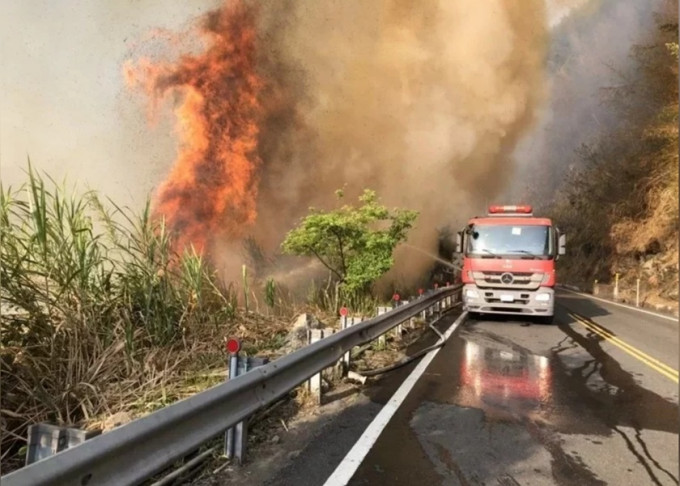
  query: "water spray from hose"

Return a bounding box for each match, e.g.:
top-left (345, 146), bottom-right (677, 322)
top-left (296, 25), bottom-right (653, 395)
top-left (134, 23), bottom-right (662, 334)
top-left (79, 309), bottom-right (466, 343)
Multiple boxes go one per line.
top-left (402, 243), bottom-right (462, 271)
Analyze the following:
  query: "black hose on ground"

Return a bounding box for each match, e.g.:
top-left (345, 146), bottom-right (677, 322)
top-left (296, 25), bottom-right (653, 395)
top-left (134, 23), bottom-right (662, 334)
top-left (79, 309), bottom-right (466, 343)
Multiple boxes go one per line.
top-left (354, 320), bottom-right (448, 377)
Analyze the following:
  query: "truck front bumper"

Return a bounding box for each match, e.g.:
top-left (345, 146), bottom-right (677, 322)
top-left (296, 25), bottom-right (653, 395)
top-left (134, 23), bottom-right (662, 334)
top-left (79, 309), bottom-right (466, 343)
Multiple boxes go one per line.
top-left (462, 284), bottom-right (554, 316)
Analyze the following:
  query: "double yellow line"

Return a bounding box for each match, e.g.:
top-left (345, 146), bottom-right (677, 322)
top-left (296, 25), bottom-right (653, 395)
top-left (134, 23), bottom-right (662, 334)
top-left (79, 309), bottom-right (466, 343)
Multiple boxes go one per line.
top-left (570, 313), bottom-right (679, 383)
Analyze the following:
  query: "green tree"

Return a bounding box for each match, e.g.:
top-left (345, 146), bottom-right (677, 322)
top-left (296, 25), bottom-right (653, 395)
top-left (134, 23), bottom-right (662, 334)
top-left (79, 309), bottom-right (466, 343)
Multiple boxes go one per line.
top-left (282, 189), bottom-right (418, 294)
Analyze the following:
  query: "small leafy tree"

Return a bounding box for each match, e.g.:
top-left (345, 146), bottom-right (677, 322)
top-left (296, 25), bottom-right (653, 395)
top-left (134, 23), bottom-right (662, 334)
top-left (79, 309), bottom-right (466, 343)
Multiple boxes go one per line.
top-left (281, 189), bottom-right (418, 296)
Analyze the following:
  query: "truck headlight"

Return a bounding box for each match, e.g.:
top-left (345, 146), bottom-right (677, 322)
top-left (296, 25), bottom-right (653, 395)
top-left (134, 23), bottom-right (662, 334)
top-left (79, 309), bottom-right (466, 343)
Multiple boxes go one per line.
top-left (465, 289), bottom-right (479, 299)
top-left (536, 293), bottom-right (551, 302)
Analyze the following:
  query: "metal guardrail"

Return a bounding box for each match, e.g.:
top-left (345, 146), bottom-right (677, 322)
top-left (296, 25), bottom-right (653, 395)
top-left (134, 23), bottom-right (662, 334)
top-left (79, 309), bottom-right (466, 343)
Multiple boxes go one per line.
top-left (2, 286), bottom-right (461, 486)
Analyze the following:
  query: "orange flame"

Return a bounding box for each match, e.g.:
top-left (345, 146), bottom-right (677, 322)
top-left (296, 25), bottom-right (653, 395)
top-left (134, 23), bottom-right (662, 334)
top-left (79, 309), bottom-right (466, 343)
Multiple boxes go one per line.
top-left (125, 1), bottom-right (262, 255)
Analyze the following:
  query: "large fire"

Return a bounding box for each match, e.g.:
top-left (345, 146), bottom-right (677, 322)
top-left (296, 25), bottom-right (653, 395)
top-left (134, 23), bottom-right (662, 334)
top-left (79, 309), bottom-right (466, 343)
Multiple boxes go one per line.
top-left (124, 1), bottom-right (261, 255)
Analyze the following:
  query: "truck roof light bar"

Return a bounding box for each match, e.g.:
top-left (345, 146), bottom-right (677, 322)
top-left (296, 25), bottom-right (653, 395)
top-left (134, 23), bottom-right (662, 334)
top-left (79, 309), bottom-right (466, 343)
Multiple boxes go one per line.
top-left (488, 205), bottom-right (533, 216)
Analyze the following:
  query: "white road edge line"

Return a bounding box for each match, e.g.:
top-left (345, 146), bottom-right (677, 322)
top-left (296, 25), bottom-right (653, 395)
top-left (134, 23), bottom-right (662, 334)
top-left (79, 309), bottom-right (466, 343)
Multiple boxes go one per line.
top-left (323, 311), bottom-right (468, 486)
top-left (559, 287), bottom-right (677, 322)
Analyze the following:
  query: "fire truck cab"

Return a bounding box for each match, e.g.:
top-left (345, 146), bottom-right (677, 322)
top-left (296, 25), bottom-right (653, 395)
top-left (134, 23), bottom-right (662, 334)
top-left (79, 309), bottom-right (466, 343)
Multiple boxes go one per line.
top-left (455, 205), bottom-right (566, 324)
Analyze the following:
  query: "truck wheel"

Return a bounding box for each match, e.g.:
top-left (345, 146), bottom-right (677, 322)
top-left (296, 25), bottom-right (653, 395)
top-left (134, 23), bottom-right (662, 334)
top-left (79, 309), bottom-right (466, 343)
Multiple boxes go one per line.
top-left (537, 315), bottom-right (554, 325)
top-left (467, 311), bottom-right (481, 321)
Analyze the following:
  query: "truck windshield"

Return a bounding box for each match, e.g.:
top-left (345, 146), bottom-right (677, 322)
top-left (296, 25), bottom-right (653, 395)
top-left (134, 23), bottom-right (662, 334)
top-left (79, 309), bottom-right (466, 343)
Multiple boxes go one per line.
top-left (466, 225), bottom-right (552, 259)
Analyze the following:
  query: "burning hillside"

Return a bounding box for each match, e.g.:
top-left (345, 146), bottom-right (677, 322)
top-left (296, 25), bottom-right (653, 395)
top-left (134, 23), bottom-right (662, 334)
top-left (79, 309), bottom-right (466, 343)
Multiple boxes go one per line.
top-left (125, 0), bottom-right (548, 279)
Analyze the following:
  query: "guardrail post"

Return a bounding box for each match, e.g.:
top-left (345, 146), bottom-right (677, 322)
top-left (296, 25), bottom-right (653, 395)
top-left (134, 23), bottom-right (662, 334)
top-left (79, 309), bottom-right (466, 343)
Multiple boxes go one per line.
top-left (395, 300), bottom-right (407, 338)
top-left (636, 278), bottom-right (641, 307)
top-left (308, 329), bottom-right (323, 403)
top-left (224, 345), bottom-right (240, 459)
top-left (375, 306), bottom-right (390, 349)
top-left (340, 316), bottom-right (363, 371)
top-left (340, 308), bottom-right (350, 370)
top-left (234, 358), bottom-right (249, 465)
top-left (419, 293), bottom-right (427, 320)
top-left (377, 330), bottom-right (387, 350)
top-left (232, 357), bottom-right (269, 464)
top-left (25, 425), bottom-right (101, 466)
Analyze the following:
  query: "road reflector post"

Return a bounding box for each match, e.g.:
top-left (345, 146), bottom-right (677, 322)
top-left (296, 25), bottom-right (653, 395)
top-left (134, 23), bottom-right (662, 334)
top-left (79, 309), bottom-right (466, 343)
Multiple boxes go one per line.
top-left (636, 278), bottom-right (641, 307)
top-left (614, 273), bottom-right (620, 300)
top-left (392, 293), bottom-right (401, 309)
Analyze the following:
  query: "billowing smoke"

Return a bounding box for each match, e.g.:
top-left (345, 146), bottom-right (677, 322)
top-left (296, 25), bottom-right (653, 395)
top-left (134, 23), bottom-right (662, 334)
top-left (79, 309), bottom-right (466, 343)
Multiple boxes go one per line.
top-left (126, 0), bottom-right (549, 283)
top-left (510, 0), bottom-right (665, 204)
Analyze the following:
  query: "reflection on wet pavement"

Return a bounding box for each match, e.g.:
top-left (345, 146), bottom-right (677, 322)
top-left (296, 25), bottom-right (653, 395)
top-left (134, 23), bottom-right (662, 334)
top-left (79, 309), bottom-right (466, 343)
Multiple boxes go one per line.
top-left (350, 307), bottom-right (679, 486)
top-left (409, 327), bottom-right (679, 485)
top-left (459, 337), bottom-right (552, 420)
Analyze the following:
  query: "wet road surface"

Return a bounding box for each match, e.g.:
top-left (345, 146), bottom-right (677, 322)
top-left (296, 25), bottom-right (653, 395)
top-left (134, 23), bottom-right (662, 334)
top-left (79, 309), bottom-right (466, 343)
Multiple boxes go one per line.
top-left (348, 291), bottom-right (679, 485)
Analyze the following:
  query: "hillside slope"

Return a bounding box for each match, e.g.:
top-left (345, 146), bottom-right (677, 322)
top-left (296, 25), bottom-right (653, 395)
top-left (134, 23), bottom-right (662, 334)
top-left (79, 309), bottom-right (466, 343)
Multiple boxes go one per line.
top-left (549, 2), bottom-right (678, 306)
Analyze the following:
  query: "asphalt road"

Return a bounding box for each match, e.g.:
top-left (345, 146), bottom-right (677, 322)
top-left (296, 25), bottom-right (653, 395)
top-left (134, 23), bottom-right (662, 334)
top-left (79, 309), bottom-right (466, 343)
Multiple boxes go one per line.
top-left (345, 290), bottom-right (679, 485)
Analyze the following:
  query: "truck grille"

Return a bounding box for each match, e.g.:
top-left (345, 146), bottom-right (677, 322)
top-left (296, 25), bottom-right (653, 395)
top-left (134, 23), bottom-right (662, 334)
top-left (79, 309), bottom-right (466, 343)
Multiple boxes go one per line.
top-left (472, 271), bottom-right (543, 290)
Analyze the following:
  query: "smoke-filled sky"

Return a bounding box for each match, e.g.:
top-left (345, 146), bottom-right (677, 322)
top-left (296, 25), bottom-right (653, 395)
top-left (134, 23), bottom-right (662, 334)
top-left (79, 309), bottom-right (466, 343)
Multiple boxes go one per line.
top-left (0, 0), bottom-right (660, 282)
top-left (0, 1), bottom-right (220, 205)
top-left (510, 0), bottom-right (666, 203)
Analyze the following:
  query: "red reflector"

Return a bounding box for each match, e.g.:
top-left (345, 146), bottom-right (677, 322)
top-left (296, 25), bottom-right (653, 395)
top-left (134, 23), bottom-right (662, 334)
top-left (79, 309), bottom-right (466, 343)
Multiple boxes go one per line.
top-left (488, 205), bottom-right (533, 214)
top-left (226, 338), bottom-right (241, 354)
top-left (339, 307), bottom-right (348, 317)
top-left (393, 293), bottom-right (400, 302)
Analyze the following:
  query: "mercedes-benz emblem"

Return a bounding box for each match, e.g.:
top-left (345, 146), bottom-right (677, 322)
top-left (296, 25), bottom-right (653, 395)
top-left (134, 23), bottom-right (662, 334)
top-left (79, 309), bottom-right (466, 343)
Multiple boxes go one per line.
top-left (500, 272), bottom-right (514, 284)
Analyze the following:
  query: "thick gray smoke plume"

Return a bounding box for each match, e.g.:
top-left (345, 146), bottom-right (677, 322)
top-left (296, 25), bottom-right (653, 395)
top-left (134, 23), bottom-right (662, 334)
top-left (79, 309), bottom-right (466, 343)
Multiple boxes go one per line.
top-left (510, 0), bottom-right (665, 204)
top-left (245, 0), bottom-right (548, 283)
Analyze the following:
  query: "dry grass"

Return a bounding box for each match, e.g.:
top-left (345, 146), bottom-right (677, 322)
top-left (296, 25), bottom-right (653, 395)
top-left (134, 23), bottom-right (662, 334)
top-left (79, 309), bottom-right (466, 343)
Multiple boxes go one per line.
top-left (0, 166), bottom-right (244, 470)
top-left (0, 161), bottom-right (340, 474)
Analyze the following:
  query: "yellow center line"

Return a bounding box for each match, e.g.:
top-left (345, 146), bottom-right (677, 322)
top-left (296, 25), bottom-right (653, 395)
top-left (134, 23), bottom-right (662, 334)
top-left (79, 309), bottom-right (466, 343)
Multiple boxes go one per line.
top-left (571, 313), bottom-right (678, 375)
top-left (570, 313), bottom-right (679, 384)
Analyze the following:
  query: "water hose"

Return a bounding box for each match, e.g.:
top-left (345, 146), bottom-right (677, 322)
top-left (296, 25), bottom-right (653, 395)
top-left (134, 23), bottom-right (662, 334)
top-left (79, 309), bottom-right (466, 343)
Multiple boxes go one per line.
top-left (354, 318), bottom-right (450, 377)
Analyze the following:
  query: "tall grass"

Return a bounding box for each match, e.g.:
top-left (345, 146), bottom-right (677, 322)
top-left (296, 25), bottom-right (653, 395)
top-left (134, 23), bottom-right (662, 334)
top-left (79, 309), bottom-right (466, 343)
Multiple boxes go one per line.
top-left (0, 166), bottom-right (236, 466)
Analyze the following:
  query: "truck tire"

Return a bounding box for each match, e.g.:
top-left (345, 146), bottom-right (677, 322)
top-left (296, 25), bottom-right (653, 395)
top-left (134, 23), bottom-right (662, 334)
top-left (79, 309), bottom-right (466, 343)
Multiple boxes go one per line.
top-left (537, 315), bottom-right (554, 325)
top-left (467, 311), bottom-right (481, 321)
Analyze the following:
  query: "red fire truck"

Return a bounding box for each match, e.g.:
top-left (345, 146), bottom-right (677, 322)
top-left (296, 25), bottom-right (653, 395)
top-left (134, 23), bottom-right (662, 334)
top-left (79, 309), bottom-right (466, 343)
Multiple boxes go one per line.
top-left (455, 205), bottom-right (566, 324)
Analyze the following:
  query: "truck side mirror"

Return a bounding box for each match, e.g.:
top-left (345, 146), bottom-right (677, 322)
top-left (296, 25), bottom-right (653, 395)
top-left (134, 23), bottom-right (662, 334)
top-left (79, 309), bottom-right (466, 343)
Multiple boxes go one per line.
top-left (455, 231), bottom-right (463, 253)
top-left (558, 234), bottom-right (566, 256)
